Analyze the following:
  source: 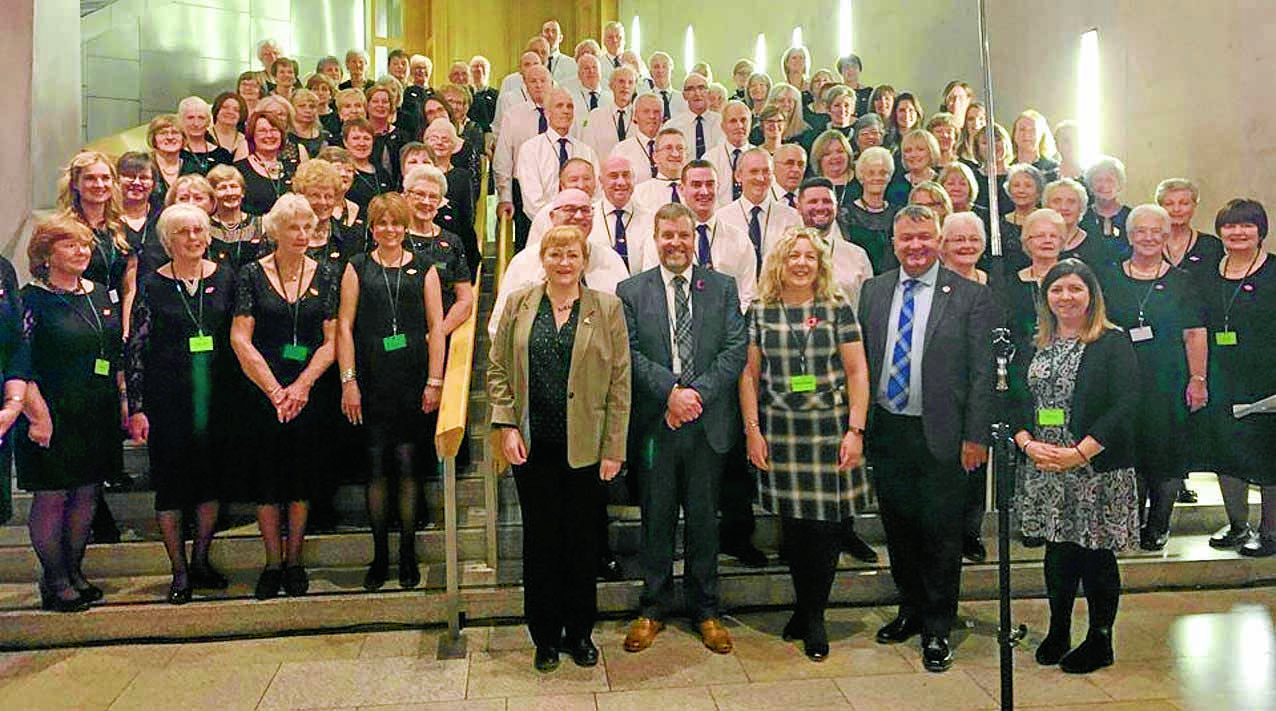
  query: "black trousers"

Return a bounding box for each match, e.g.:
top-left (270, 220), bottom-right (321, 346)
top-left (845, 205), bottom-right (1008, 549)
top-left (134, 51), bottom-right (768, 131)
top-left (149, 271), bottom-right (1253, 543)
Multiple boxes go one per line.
top-left (963, 468), bottom-right (987, 539)
top-left (782, 517), bottom-right (842, 625)
top-left (869, 408), bottom-right (965, 637)
top-left (512, 441), bottom-right (602, 648)
top-left (639, 421), bottom-right (724, 622)
top-left (511, 179), bottom-right (532, 251)
top-left (718, 438), bottom-right (757, 550)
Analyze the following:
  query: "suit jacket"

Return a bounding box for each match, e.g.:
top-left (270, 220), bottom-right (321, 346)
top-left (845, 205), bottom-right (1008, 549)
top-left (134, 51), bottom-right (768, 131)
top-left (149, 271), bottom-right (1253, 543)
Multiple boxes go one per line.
top-left (487, 284), bottom-right (631, 467)
top-left (616, 266), bottom-right (748, 454)
top-left (858, 264), bottom-right (997, 465)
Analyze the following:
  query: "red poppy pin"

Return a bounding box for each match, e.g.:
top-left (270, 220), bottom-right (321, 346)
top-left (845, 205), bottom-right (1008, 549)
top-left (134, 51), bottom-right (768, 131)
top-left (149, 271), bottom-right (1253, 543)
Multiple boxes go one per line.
top-left (805, 316), bottom-right (819, 329)
top-left (205, 286), bottom-right (216, 294)
top-left (102, 308), bottom-right (112, 316)
top-left (694, 279), bottom-right (705, 291)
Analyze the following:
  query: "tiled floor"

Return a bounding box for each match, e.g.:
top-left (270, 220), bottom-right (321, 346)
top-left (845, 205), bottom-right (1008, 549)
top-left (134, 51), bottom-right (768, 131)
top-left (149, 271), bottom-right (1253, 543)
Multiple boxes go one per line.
top-left (0, 587), bottom-right (1272, 711)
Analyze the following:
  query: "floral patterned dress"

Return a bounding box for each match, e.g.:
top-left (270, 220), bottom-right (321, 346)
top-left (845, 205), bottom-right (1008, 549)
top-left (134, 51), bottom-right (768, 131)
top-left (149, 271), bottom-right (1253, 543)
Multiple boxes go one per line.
top-left (1017, 337), bottom-right (1139, 550)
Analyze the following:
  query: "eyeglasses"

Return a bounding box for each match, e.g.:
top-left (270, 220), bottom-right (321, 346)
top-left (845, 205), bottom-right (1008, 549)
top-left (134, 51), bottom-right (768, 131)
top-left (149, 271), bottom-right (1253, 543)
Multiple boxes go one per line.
top-left (405, 189), bottom-right (442, 204)
top-left (555, 205), bottom-right (593, 216)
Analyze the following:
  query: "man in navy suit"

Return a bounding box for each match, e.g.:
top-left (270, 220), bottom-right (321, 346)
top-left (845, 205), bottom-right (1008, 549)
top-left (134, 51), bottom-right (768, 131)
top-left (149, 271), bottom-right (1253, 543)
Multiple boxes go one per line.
top-left (857, 204), bottom-right (997, 672)
top-left (616, 202), bottom-right (748, 655)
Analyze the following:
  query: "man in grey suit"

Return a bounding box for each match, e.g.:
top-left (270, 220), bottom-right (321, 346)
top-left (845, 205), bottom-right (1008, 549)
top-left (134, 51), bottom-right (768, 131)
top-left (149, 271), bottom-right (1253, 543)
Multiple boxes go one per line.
top-left (857, 205), bottom-right (997, 672)
top-left (616, 202), bottom-right (748, 656)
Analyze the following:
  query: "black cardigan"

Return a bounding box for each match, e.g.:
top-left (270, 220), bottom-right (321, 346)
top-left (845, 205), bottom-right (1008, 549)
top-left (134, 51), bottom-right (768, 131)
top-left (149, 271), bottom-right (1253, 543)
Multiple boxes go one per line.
top-left (1012, 327), bottom-right (1138, 472)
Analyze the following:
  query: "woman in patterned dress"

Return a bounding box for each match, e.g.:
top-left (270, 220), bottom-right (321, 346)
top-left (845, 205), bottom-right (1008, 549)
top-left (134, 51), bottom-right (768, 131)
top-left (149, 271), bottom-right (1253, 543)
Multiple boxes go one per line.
top-left (739, 228), bottom-right (870, 662)
top-left (1011, 259), bottom-right (1139, 674)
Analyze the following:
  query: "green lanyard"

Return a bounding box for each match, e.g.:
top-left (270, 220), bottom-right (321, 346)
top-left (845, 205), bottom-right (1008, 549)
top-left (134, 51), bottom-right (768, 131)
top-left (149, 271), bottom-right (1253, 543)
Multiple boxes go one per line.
top-left (52, 286), bottom-right (110, 375)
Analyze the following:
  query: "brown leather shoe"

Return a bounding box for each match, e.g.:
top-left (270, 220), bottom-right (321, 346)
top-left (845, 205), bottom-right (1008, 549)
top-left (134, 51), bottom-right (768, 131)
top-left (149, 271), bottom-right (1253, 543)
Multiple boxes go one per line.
top-left (699, 618), bottom-right (734, 654)
top-left (624, 617), bottom-right (664, 652)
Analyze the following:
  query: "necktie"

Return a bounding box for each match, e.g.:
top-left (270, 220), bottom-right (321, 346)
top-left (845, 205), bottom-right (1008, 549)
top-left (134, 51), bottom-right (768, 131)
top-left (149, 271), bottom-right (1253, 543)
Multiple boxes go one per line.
top-left (672, 274), bottom-right (694, 384)
top-left (536, 107), bottom-right (547, 134)
top-left (616, 109), bottom-right (627, 141)
top-left (557, 137), bottom-right (569, 170)
top-left (547, 55), bottom-right (554, 74)
top-left (886, 278), bottom-right (921, 410)
top-left (696, 224), bottom-right (712, 269)
top-left (731, 148), bottom-right (743, 200)
top-left (748, 205), bottom-right (763, 270)
top-left (612, 55), bottom-right (620, 68)
top-left (613, 208), bottom-right (628, 266)
top-left (694, 115), bottom-right (706, 159)
top-left (589, 91), bottom-right (599, 111)
top-left (660, 90), bottom-right (671, 121)
top-left (784, 191), bottom-right (796, 208)
top-left (670, 181), bottom-right (681, 204)
top-left (647, 139), bottom-right (657, 177)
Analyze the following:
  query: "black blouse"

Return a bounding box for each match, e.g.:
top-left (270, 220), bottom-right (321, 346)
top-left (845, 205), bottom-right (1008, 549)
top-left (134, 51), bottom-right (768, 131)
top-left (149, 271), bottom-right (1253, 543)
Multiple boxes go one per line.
top-left (527, 295), bottom-right (579, 445)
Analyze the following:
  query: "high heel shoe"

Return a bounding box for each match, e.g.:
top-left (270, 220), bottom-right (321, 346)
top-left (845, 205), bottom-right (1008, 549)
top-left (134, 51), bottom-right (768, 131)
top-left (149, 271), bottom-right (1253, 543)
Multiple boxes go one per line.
top-left (73, 582), bottom-right (104, 604)
top-left (167, 579), bottom-right (192, 606)
top-left (781, 613), bottom-right (806, 642)
top-left (40, 589), bottom-right (90, 613)
top-left (398, 546), bottom-right (421, 589)
top-left (189, 563), bottom-right (229, 590)
top-left (363, 559), bottom-right (389, 591)
top-left (804, 618), bottom-right (829, 662)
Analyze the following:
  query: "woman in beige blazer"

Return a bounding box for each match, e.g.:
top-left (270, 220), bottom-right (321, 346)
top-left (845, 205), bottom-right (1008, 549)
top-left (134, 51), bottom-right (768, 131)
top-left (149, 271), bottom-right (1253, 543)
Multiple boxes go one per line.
top-left (487, 225), bottom-right (631, 673)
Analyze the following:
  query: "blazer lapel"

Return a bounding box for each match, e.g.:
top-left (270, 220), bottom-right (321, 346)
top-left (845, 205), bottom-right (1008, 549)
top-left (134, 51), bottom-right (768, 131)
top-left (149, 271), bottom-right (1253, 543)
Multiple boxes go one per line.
top-left (648, 269), bottom-right (673, 366)
top-left (569, 288), bottom-right (600, 373)
top-left (868, 272), bottom-right (894, 377)
top-left (923, 267), bottom-right (952, 353)
top-left (689, 266), bottom-right (707, 357)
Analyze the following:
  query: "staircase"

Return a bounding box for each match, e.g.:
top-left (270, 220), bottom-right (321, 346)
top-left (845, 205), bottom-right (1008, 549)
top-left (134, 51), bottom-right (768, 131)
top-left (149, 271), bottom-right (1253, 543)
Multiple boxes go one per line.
top-left (3, 251), bottom-right (1275, 651)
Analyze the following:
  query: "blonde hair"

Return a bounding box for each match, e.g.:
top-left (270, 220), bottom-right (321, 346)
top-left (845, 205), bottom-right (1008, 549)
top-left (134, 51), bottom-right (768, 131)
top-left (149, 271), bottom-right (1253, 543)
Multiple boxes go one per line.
top-left (539, 226), bottom-right (591, 265)
top-left (164, 174), bottom-right (215, 208)
top-left (1014, 109), bottom-right (1057, 161)
top-left (291, 158), bottom-right (342, 194)
top-left (757, 228), bottom-right (838, 303)
top-left (262, 193), bottom-right (317, 240)
top-left (1155, 178), bottom-right (1200, 205)
top-left (901, 129), bottom-right (941, 167)
top-left (156, 203), bottom-right (212, 257)
top-left (57, 151), bottom-right (128, 252)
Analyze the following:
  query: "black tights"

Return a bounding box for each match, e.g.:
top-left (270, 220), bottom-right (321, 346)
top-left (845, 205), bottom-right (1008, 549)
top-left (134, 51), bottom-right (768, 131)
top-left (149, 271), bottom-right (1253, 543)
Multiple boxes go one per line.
top-left (29, 484), bottom-right (97, 600)
top-left (1219, 475), bottom-right (1276, 537)
top-left (782, 517), bottom-right (843, 628)
top-left (1043, 541), bottom-right (1121, 636)
top-left (367, 434), bottom-right (420, 565)
top-left (1137, 476), bottom-right (1182, 536)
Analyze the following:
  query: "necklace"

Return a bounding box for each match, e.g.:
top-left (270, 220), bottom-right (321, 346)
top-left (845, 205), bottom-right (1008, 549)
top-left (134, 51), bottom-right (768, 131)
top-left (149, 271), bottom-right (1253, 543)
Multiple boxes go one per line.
top-left (1062, 227), bottom-right (1086, 252)
top-left (1124, 259), bottom-right (1167, 280)
top-left (1163, 229), bottom-right (1196, 265)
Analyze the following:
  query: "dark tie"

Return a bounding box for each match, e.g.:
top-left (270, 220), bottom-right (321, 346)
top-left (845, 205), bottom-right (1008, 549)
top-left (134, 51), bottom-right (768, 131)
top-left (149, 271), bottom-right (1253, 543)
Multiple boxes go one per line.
top-left (557, 137), bottom-right (569, 170)
top-left (613, 208), bottom-right (628, 266)
top-left (589, 91), bottom-right (599, 110)
top-left (886, 279), bottom-right (921, 410)
top-left (784, 191), bottom-right (796, 208)
top-left (672, 274), bottom-right (694, 385)
top-left (647, 139), bottom-right (657, 177)
top-left (612, 55), bottom-right (621, 68)
top-left (670, 181), bottom-right (680, 204)
top-left (694, 116), bottom-right (706, 159)
top-left (547, 56), bottom-right (554, 74)
top-left (730, 148), bottom-right (742, 200)
top-left (660, 91), bottom-right (671, 121)
top-left (748, 205), bottom-right (763, 271)
top-left (536, 106), bottom-right (547, 134)
top-left (616, 109), bottom-right (627, 141)
top-left (696, 224), bottom-right (712, 269)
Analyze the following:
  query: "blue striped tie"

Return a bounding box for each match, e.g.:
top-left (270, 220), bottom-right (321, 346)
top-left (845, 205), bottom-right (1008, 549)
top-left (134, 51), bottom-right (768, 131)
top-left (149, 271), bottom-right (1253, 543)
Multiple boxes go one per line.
top-left (886, 279), bottom-right (920, 410)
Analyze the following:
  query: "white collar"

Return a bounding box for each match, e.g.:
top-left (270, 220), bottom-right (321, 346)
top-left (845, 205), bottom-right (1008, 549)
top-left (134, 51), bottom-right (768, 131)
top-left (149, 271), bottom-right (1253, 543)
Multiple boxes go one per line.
top-left (601, 197), bottom-right (631, 214)
top-left (659, 264), bottom-right (693, 289)
top-left (899, 260), bottom-right (940, 287)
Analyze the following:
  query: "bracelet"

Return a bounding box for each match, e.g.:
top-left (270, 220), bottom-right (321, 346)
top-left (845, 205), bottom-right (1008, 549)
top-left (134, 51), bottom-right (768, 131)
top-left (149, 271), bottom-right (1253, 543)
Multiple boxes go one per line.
top-left (5, 395), bottom-right (23, 403)
top-left (847, 425), bottom-right (865, 436)
top-left (427, 377), bottom-right (444, 387)
top-left (744, 419), bottom-right (760, 432)
top-left (1074, 446), bottom-right (1090, 464)
top-left (340, 368), bottom-right (357, 384)
top-left (1190, 374), bottom-right (1207, 383)
top-left (1017, 438), bottom-right (1033, 452)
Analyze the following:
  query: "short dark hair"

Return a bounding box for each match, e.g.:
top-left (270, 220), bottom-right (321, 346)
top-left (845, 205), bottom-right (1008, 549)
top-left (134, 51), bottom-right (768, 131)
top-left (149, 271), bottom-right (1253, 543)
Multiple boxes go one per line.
top-left (212, 91), bottom-right (248, 125)
top-left (654, 202), bottom-right (695, 228)
top-left (798, 176), bottom-right (835, 198)
top-left (116, 151), bottom-right (153, 177)
top-left (388, 48), bottom-right (409, 63)
top-left (680, 158), bottom-right (715, 182)
top-left (837, 54), bottom-right (863, 73)
top-left (1215, 198), bottom-right (1269, 239)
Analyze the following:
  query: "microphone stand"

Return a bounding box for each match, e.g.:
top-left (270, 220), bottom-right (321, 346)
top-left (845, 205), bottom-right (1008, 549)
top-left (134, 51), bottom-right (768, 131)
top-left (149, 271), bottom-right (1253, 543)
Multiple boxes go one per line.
top-left (976, 1), bottom-right (1027, 707)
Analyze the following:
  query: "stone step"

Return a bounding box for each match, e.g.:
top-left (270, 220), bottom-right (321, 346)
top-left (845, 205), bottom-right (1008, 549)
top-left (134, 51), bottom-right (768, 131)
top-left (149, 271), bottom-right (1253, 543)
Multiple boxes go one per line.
top-left (3, 533), bottom-right (1273, 649)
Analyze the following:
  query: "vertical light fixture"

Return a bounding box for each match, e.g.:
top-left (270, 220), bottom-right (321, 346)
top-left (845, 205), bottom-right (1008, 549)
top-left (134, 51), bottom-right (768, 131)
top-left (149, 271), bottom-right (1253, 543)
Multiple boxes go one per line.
top-left (753, 33), bottom-right (768, 74)
top-left (838, 0), bottom-right (853, 56)
top-left (631, 16), bottom-right (642, 58)
top-left (684, 25), bottom-right (696, 73)
top-left (1077, 28), bottom-right (1101, 168)
top-left (791, 26), bottom-right (803, 49)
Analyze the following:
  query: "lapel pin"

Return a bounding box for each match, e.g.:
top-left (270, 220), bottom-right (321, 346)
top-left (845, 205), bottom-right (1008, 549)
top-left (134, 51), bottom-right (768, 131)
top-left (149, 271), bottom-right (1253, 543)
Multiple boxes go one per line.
top-left (942, 285), bottom-right (951, 293)
top-left (1244, 284), bottom-right (1255, 291)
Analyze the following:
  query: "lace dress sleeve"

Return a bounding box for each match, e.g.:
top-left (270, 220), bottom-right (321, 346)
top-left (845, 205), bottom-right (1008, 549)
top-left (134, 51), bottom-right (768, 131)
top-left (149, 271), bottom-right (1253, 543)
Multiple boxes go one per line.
top-left (234, 262), bottom-right (260, 318)
top-left (124, 284), bottom-right (152, 415)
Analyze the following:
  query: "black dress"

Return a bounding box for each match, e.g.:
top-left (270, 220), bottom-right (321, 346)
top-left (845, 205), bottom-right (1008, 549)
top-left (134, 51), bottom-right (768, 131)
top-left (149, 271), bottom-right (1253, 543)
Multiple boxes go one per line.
top-left (1199, 256), bottom-right (1276, 485)
top-left (1170, 231), bottom-right (1225, 282)
top-left (289, 130), bottom-right (331, 161)
top-left (439, 167), bottom-right (479, 279)
top-left (85, 227), bottom-right (130, 305)
top-left (234, 157), bottom-right (297, 216)
top-left (346, 167), bottom-right (394, 214)
top-left (0, 258), bottom-right (26, 521)
top-left (841, 200), bottom-right (900, 274)
top-left (1060, 230), bottom-right (1125, 271)
top-left (126, 266), bottom-right (237, 510)
top-left (306, 218), bottom-right (367, 270)
top-left (14, 283), bottom-right (123, 491)
top-left (233, 260), bottom-right (340, 502)
top-left (407, 229), bottom-right (471, 315)
top-left (209, 215), bottom-right (269, 271)
top-left (349, 252), bottom-right (433, 442)
top-left (1100, 265), bottom-right (1204, 479)
top-left (125, 217), bottom-right (169, 282)
top-left (180, 145), bottom-right (234, 176)
top-left (457, 121), bottom-right (485, 199)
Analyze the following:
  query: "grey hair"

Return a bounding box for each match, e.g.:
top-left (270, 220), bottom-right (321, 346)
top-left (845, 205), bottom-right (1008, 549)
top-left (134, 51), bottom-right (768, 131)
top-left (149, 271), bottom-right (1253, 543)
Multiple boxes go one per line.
top-left (855, 146), bottom-right (894, 178)
top-left (1125, 203), bottom-right (1171, 235)
top-left (1085, 155), bottom-right (1127, 189)
top-left (403, 164), bottom-right (448, 195)
top-left (263, 193), bottom-right (317, 238)
top-left (156, 203), bottom-right (211, 257)
top-left (941, 211), bottom-right (986, 244)
top-left (1043, 178), bottom-right (1089, 207)
top-left (1004, 162), bottom-right (1046, 198)
top-left (893, 204), bottom-right (938, 231)
top-left (1023, 207), bottom-right (1066, 236)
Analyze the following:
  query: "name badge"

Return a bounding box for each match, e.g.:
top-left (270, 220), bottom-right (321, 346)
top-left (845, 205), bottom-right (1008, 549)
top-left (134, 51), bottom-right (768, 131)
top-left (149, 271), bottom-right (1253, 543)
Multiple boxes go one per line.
top-left (1037, 408), bottom-right (1065, 426)
top-left (1129, 325), bottom-right (1154, 342)
top-left (789, 374), bottom-right (817, 393)
top-left (108, 289), bottom-right (119, 304)
top-left (282, 343), bottom-right (310, 361)
top-left (93, 358), bottom-right (111, 376)
top-left (188, 335), bottom-right (214, 353)
top-left (383, 333), bottom-right (408, 352)
top-left (1215, 331), bottom-right (1238, 346)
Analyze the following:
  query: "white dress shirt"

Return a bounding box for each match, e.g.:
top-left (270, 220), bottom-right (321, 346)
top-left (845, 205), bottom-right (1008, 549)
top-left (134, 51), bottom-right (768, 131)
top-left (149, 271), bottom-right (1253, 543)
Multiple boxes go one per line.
top-left (608, 131), bottom-right (660, 185)
top-left (664, 110), bottom-right (725, 159)
top-left (492, 74), bottom-right (527, 143)
top-left (566, 84), bottom-right (613, 133)
top-left (599, 53), bottom-right (622, 82)
top-left (594, 197), bottom-right (651, 273)
top-left (659, 264), bottom-right (694, 376)
top-left (493, 101), bottom-right (551, 203)
top-left (515, 130), bottom-right (598, 219)
top-left (717, 194), bottom-right (803, 274)
top-left (635, 214), bottom-right (756, 311)
top-left (876, 260), bottom-right (939, 416)
top-left (645, 86), bottom-right (688, 119)
top-left (524, 196), bottom-right (621, 251)
top-left (630, 175), bottom-right (683, 216)
top-left (706, 141), bottom-right (751, 207)
top-left (487, 237), bottom-right (630, 338)
top-left (770, 182), bottom-right (800, 209)
top-left (762, 221), bottom-right (874, 308)
top-left (583, 101), bottom-right (634, 159)
top-left (544, 52), bottom-right (578, 84)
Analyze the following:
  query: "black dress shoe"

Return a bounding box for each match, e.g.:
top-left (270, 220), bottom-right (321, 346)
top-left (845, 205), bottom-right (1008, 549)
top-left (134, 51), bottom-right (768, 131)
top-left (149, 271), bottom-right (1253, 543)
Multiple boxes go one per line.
top-left (841, 532), bottom-right (879, 563)
top-left (1034, 630), bottom-right (1072, 665)
top-left (40, 590), bottom-right (91, 613)
top-left (533, 646), bottom-right (560, 673)
top-left (597, 555), bottom-right (623, 581)
top-left (559, 637), bottom-right (599, 667)
top-left (723, 543), bottom-right (769, 568)
top-left (1209, 523), bottom-right (1252, 549)
top-left (282, 565), bottom-right (309, 596)
top-left (962, 535), bottom-right (988, 563)
top-left (399, 549), bottom-right (421, 589)
top-left (1239, 535), bottom-right (1276, 558)
top-left (1059, 628), bottom-right (1113, 674)
top-left (1177, 486), bottom-right (1199, 504)
top-left (167, 580), bottom-right (192, 606)
top-left (804, 619), bottom-right (829, 662)
top-left (781, 613), bottom-right (806, 642)
top-left (1022, 535), bottom-right (1046, 548)
top-left (189, 564), bottom-right (229, 590)
top-left (1139, 528), bottom-right (1169, 552)
top-left (876, 615), bottom-right (922, 644)
top-left (254, 566), bottom-right (283, 600)
top-left (921, 635), bottom-right (954, 672)
top-left (363, 560), bottom-right (389, 591)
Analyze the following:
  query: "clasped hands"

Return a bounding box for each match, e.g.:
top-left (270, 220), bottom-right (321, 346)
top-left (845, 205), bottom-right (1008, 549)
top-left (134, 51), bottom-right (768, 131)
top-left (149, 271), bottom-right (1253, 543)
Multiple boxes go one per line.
top-left (1023, 440), bottom-right (1087, 472)
top-left (271, 380), bottom-right (311, 423)
top-left (665, 386), bottom-right (702, 430)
